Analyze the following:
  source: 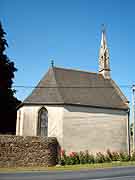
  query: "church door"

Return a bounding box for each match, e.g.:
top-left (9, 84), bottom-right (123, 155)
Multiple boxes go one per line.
top-left (37, 108), bottom-right (48, 137)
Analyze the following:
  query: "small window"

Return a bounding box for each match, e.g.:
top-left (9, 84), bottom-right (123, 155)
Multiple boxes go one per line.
top-left (37, 107), bottom-right (48, 137)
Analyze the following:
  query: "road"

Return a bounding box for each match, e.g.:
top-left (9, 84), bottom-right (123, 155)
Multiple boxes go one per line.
top-left (0, 166), bottom-right (135, 180)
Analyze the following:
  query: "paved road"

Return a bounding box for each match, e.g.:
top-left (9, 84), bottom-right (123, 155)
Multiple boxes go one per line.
top-left (0, 166), bottom-right (135, 180)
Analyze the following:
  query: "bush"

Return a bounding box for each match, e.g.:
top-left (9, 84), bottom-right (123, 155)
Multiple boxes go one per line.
top-left (59, 149), bottom-right (130, 166)
top-left (88, 154), bottom-right (95, 164)
top-left (131, 151), bottom-right (135, 161)
top-left (59, 158), bottom-right (66, 166)
top-left (65, 156), bottom-right (72, 165)
top-left (112, 152), bottom-right (120, 161)
top-left (68, 152), bottom-right (80, 165)
top-left (79, 151), bottom-right (86, 164)
top-left (59, 149), bottom-right (66, 165)
top-left (106, 149), bottom-right (113, 160)
top-left (119, 152), bottom-right (130, 162)
top-left (106, 149), bottom-right (120, 161)
top-left (104, 154), bottom-right (112, 163)
top-left (95, 152), bottom-right (106, 163)
top-left (84, 150), bottom-right (89, 164)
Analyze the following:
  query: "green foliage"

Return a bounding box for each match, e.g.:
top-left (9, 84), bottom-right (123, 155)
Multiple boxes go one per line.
top-left (59, 149), bottom-right (66, 165)
top-left (59, 149), bottom-right (135, 166)
top-left (131, 152), bottom-right (135, 161)
top-left (0, 22), bottom-right (8, 53)
top-left (70, 152), bottom-right (80, 165)
top-left (0, 21), bottom-right (21, 134)
top-left (106, 149), bottom-right (120, 161)
top-left (95, 152), bottom-right (106, 163)
top-left (0, 22), bottom-right (17, 91)
top-left (104, 154), bottom-right (112, 163)
top-left (79, 151), bottom-right (86, 164)
top-left (119, 152), bottom-right (130, 162)
top-left (88, 154), bottom-right (95, 164)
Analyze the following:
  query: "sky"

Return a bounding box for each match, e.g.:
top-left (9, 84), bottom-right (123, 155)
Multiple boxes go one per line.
top-left (1, 0), bottom-right (135, 107)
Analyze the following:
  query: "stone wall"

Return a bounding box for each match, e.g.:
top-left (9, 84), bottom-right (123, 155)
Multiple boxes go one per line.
top-left (63, 105), bottom-right (129, 154)
top-left (0, 135), bottom-right (58, 167)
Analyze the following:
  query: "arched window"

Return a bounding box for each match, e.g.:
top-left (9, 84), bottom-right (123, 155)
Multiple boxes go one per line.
top-left (37, 107), bottom-right (48, 137)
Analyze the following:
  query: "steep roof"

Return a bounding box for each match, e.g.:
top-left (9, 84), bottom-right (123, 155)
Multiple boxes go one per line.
top-left (23, 67), bottom-right (129, 110)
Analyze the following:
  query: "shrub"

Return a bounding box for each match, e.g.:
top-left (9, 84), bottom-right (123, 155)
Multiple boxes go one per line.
top-left (59, 149), bottom-right (130, 166)
top-left (65, 156), bottom-right (72, 165)
top-left (95, 152), bottom-right (106, 163)
top-left (68, 152), bottom-right (80, 165)
top-left (84, 150), bottom-right (89, 164)
top-left (59, 158), bottom-right (66, 166)
top-left (119, 152), bottom-right (130, 162)
top-left (106, 149), bottom-right (120, 161)
top-left (59, 150), bottom-right (80, 165)
top-left (106, 149), bottom-right (113, 160)
top-left (79, 151), bottom-right (86, 164)
top-left (59, 149), bottom-right (66, 165)
top-left (112, 152), bottom-right (120, 161)
top-left (88, 154), bottom-right (95, 164)
top-left (104, 154), bottom-right (112, 163)
top-left (131, 151), bottom-right (135, 161)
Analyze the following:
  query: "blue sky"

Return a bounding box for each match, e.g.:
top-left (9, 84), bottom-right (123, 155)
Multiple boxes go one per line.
top-left (1, 0), bottom-right (135, 105)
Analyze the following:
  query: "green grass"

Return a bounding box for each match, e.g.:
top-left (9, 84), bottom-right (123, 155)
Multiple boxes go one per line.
top-left (1, 161), bottom-right (135, 173)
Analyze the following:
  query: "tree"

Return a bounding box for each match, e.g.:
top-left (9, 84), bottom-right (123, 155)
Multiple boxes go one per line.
top-left (0, 21), bottom-right (21, 134)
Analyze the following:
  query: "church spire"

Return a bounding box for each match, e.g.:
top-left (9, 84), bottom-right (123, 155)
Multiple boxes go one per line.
top-left (99, 25), bottom-right (110, 79)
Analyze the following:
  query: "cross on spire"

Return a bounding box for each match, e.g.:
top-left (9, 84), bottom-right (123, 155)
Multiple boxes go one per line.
top-left (51, 60), bottom-right (54, 68)
top-left (101, 24), bottom-right (106, 33)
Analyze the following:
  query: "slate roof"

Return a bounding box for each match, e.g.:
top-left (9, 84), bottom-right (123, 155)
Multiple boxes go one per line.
top-left (22, 67), bottom-right (129, 110)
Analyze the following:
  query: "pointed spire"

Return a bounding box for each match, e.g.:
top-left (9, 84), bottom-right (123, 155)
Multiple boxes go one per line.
top-left (101, 24), bottom-right (107, 49)
top-left (99, 25), bottom-right (111, 79)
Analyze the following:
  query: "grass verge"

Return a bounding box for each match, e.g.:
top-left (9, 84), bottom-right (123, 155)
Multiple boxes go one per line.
top-left (1, 161), bottom-right (135, 173)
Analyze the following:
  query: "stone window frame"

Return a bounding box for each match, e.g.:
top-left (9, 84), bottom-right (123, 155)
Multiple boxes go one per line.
top-left (37, 107), bottom-right (48, 137)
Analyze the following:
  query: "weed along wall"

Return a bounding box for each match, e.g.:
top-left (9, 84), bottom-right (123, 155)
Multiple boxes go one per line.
top-left (0, 135), bottom-right (58, 167)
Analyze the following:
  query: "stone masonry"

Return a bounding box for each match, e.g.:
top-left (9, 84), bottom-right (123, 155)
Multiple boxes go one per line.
top-left (0, 135), bottom-right (58, 167)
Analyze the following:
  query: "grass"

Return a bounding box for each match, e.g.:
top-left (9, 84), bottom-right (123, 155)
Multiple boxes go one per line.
top-left (1, 161), bottom-right (135, 173)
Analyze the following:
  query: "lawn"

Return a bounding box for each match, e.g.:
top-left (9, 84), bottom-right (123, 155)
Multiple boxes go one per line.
top-left (0, 161), bottom-right (135, 173)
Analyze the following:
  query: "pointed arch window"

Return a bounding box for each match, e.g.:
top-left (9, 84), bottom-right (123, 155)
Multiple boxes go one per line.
top-left (37, 107), bottom-right (48, 137)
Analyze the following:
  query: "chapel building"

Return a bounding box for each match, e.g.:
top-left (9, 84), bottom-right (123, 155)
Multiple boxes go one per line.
top-left (16, 29), bottom-right (130, 154)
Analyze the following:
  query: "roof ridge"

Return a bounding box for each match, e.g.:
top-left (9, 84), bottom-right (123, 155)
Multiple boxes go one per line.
top-left (53, 66), bottom-right (100, 75)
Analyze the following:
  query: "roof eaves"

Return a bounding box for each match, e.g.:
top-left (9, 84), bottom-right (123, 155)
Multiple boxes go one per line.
top-left (18, 102), bottom-right (129, 111)
top-left (110, 79), bottom-right (129, 106)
